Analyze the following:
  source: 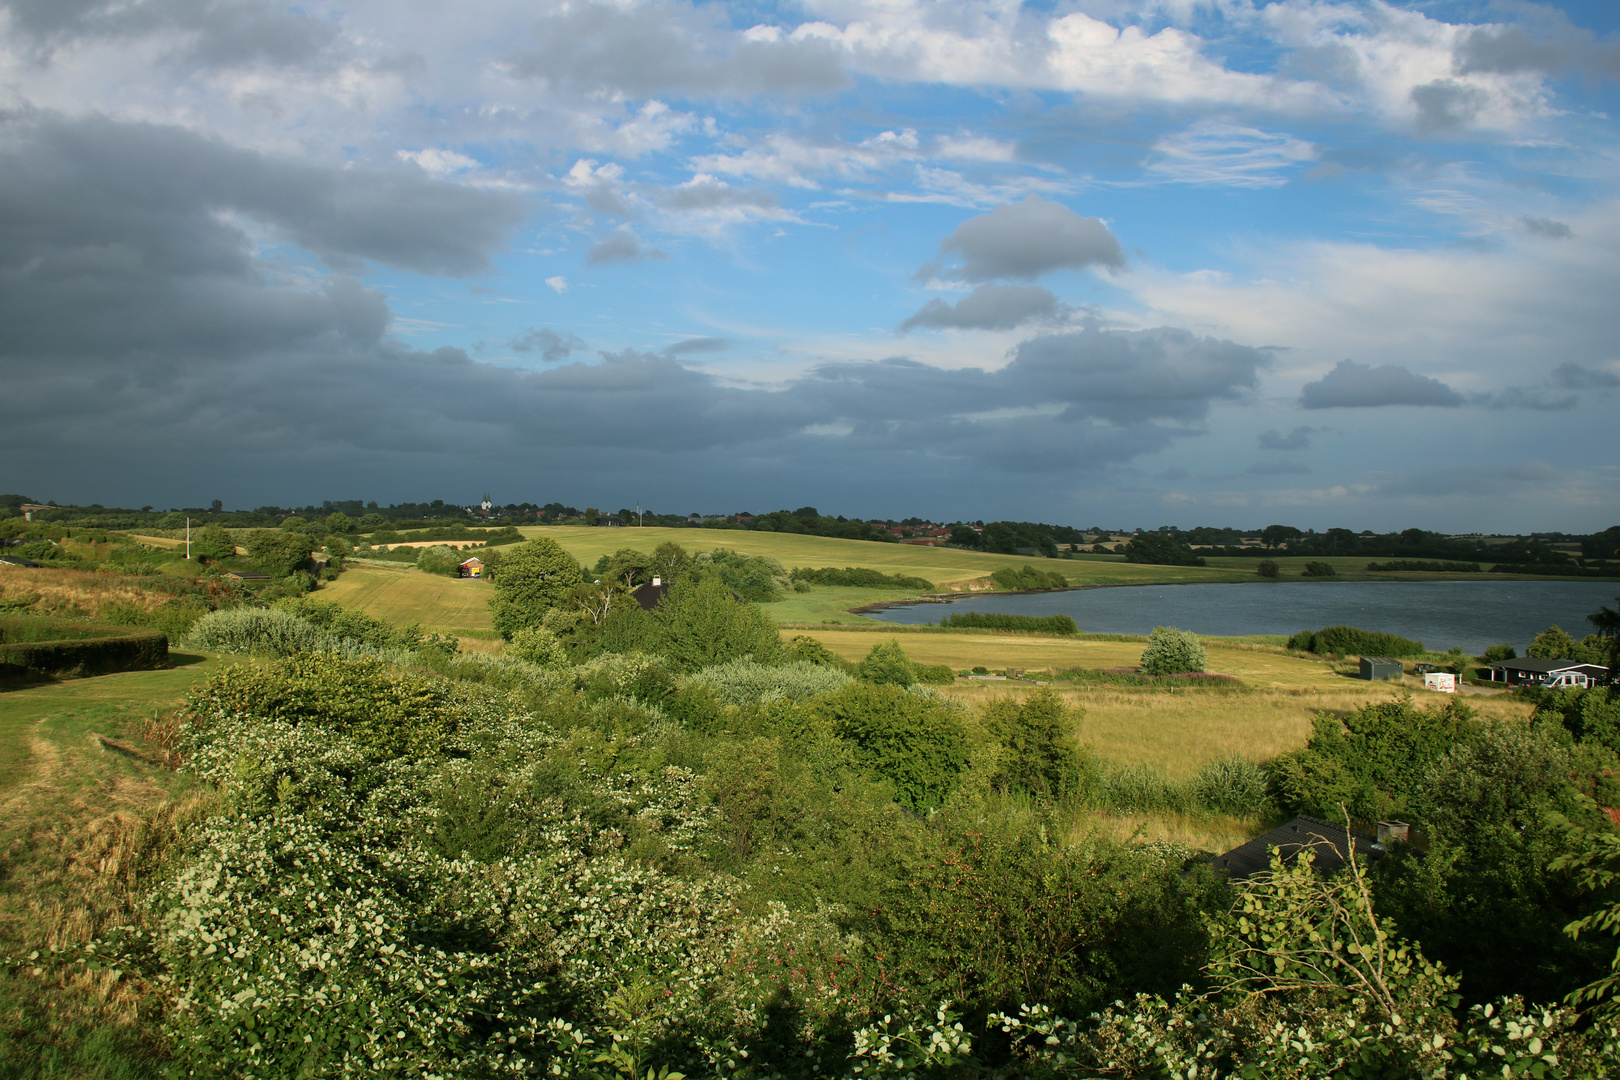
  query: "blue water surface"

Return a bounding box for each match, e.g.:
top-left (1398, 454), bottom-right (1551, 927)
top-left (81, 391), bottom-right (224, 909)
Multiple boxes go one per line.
top-left (862, 580), bottom-right (1620, 655)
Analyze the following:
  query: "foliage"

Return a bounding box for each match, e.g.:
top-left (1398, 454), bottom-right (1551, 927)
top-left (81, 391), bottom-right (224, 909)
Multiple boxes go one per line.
top-left (1301, 560), bottom-right (1337, 577)
top-left (692, 548), bottom-right (790, 602)
top-left (855, 638), bottom-right (917, 686)
top-left (272, 596), bottom-right (423, 651)
top-left (1138, 625), bottom-right (1208, 675)
top-left (649, 541), bottom-right (694, 585)
top-left (811, 682), bottom-right (967, 811)
top-left (979, 688), bottom-right (1083, 799)
top-left (1530, 624), bottom-right (1580, 659)
top-left (191, 523), bottom-right (237, 561)
top-left (1484, 642), bottom-right (1518, 663)
top-left (1552, 806), bottom-right (1620, 1017)
top-left (938, 611), bottom-right (1078, 635)
top-left (183, 606), bottom-right (340, 656)
top-left (1123, 534), bottom-right (1206, 566)
top-left (685, 658), bottom-right (851, 706)
top-left (246, 529), bottom-right (313, 578)
top-left (508, 624), bottom-right (570, 667)
top-left (0, 616), bottom-right (169, 676)
top-left (648, 576), bottom-right (785, 672)
top-left (989, 564), bottom-right (1068, 591)
top-left (415, 544), bottom-right (465, 576)
top-left (1533, 688), bottom-right (1620, 756)
top-left (1256, 559), bottom-right (1280, 578)
top-left (490, 537), bottom-right (586, 639)
top-left (789, 566), bottom-right (936, 591)
top-left (1367, 559), bottom-right (1482, 572)
top-left (1287, 624), bottom-right (1425, 657)
top-left (1192, 754), bottom-right (1272, 817)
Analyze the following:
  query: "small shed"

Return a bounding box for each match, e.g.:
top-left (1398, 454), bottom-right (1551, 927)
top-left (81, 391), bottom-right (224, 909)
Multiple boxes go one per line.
top-left (1359, 656), bottom-right (1404, 681)
top-left (459, 557), bottom-right (484, 579)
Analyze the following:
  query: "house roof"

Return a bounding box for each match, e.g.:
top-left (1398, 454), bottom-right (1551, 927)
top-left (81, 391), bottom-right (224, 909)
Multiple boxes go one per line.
top-left (630, 581), bottom-right (672, 610)
top-left (0, 555), bottom-right (42, 568)
top-left (1360, 656), bottom-right (1405, 665)
top-left (1209, 815), bottom-right (1386, 881)
top-left (1487, 657), bottom-right (1606, 674)
top-left (460, 557), bottom-right (483, 566)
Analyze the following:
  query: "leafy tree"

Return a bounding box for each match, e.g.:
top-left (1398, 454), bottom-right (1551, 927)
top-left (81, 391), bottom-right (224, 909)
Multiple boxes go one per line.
top-left (855, 638), bottom-right (917, 685)
top-left (507, 625), bottom-right (569, 667)
top-left (583, 507), bottom-right (599, 526)
top-left (279, 515), bottom-right (309, 532)
top-left (981, 688), bottom-right (1084, 799)
top-left (649, 541), bottom-right (693, 584)
top-left (595, 547), bottom-right (653, 589)
top-left (414, 546), bottom-right (461, 577)
top-left (948, 524), bottom-right (982, 548)
top-left (980, 521), bottom-right (1018, 554)
top-left (812, 682), bottom-right (967, 811)
top-left (1122, 534), bottom-right (1205, 566)
top-left (246, 529), bottom-right (313, 578)
top-left (489, 537), bottom-right (585, 639)
top-left (1138, 626), bottom-right (1207, 675)
top-left (1482, 643), bottom-right (1516, 663)
top-left (1261, 523), bottom-right (1303, 550)
top-left (647, 576), bottom-right (784, 672)
top-left (1256, 559), bottom-right (1280, 578)
top-left (692, 548), bottom-right (787, 602)
top-left (1530, 624), bottom-right (1579, 659)
top-left (358, 512), bottom-right (389, 532)
top-left (192, 523), bottom-right (237, 562)
top-left (324, 511), bottom-right (354, 533)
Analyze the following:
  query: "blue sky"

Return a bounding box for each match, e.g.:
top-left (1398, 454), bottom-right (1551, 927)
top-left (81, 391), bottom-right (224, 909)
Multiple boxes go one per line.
top-left (1, 0), bottom-right (1616, 531)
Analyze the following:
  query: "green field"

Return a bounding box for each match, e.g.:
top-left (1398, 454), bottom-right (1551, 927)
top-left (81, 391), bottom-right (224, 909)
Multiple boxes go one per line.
top-left (319, 560), bottom-right (497, 633)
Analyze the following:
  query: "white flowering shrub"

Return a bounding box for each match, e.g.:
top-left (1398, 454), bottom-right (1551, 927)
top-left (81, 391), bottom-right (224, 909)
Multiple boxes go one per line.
top-left (183, 606), bottom-right (341, 656)
top-left (686, 658), bottom-right (852, 705)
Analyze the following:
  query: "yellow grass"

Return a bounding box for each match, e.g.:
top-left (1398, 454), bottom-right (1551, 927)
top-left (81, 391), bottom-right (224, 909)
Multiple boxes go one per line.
top-left (1064, 810), bottom-right (1261, 854)
top-left (0, 567), bottom-right (179, 617)
top-left (315, 561), bottom-right (495, 632)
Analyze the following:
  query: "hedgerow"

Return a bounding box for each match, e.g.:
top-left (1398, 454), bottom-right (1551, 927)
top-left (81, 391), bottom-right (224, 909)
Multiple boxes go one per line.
top-left (938, 611), bottom-right (1079, 635)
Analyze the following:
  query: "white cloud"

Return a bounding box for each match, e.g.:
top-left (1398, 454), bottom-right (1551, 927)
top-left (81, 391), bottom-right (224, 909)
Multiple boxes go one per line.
top-left (1146, 121), bottom-right (1316, 188)
top-left (545, 275), bottom-right (568, 293)
top-left (397, 148), bottom-right (480, 176)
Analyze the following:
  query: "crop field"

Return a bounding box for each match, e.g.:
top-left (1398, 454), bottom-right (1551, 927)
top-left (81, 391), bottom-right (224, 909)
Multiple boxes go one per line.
top-left (317, 561), bottom-right (495, 632)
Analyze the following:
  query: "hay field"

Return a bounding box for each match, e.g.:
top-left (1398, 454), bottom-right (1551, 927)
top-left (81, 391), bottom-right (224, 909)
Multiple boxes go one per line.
top-left (316, 562), bottom-right (495, 632)
top-left (526, 526), bottom-right (1252, 592)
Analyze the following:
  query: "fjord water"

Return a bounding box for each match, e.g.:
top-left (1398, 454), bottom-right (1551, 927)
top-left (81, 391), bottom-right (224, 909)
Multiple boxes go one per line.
top-left (862, 580), bottom-right (1620, 654)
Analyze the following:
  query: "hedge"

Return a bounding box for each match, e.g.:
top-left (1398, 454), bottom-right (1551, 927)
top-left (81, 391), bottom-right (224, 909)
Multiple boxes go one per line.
top-left (1287, 624), bottom-right (1425, 658)
top-left (0, 616), bottom-right (169, 676)
top-left (939, 612), bottom-right (1079, 635)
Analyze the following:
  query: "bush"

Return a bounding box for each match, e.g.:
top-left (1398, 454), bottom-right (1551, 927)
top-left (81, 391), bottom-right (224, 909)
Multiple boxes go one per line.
top-left (183, 606), bottom-right (339, 656)
top-left (1191, 755), bottom-right (1271, 816)
top-left (812, 682), bottom-right (968, 811)
top-left (1482, 642), bottom-right (1517, 663)
top-left (1287, 624), bottom-right (1424, 657)
top-left (0, 617), bottom-right (168, 676)
top-left (789, 566), bottom-right (935, 591)
top-left (1138, 626), bottom-right (1207, 675)
top-left (245, 529), bottom-right (313, 577)
top-left (1367, 560), bottom-right (1481, 573)
top-left (490, 537), bottom-right (585, 638)
top-left (649, 576), bottom-right (785, 672)
top-left (273, 597), bottom-right (422, 650)
top-left (939, 612), bottom-right (1078, 635)
top-left (855, 638), bottom-right (917, 685)
top-left (692, 548), bottom-right (789, 602)
top-left (686, 658), bottom-right (852, 705)
top-left (981, 688), bottom-right (1084, 798)
top-left (990, 565), bottom-right (1068, 591)
top-left (415, 545), bottom-right (463, 576)
top-left (1256, 559), bottom-right (1280, 578)
top-left (912, 663), bottom-right (955, 685)
top-left (1301, 561), bottom-right (1336, 577)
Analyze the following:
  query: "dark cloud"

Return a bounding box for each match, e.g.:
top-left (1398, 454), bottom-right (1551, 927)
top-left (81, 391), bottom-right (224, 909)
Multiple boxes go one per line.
top-left (584, 185), bottom-right (636, 219)
top-left (503, 1), bottom-right (848, 99)
top-left (663, 338), bottom-right (729, 356)
top-left (1479, 387), bottom-right (1577, 411)
top-left (586, 227), bottom-right (667, 266)
top-left (1257, 425), bottom-right (1316, 451)
top-left (1, 0), bottom-right (339, 68)
top-left (1410, 79), bottom-right (1489, 133)
top-left (1519, 216), bottom-right (1573, 239)
top-left (1246, 460), bottom-right (1312, 476)
top-left (920, 196), bottom-right (1124, 283)
top-left (898, 284), bottom-right (1060, 333)
top-left (510, 328), bottom-right (588, 362)
top-left (1553, 362), bottom-right (1620, 390)
top-left (1300, 360), bottom-right (1464, 409)
top-left (1454, 21), bottom-right (1620, 81)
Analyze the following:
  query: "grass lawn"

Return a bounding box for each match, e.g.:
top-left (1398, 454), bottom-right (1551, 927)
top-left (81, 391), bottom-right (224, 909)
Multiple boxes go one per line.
top-left (0, 654), bottom-right (228, 1076)
top-left (318, 560), bottom-right (496, 634)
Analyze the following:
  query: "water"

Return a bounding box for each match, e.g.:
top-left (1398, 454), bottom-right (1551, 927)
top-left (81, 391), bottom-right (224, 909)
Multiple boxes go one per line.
top-left (862, 580), bottom-right (1620, 654)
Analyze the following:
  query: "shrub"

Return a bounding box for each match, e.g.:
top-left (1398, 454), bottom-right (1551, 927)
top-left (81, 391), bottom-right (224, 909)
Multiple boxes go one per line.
top-left (1138, 626), bottom-right (1207, 675)
top-left (1367, 560), bottom-right (1481, 572)
top-left (1191, 755), bottom-right (1271, 816)
top-left (789, 567), bottom-right (935, 591)
top-left (812, 682), bottom-right (968, 811)
top-left (415, 544), bottom-right (463, 576)
top-left (686, 658), bottom-right (851, 705)
top-left (990, 565), bottom-right (1068, 591)
top-left (490, 537), bottom-right (585, 638)
top-left (648, 576), bottom-right (785, 672)
top-left (273, 596), bottom-right (421, 650)
top-left (1256, 560), bottom-right (1280, 579)
top-left (183, 606), bottom-right (339, 656)
top-left (0, 617), bottom-right (168, 676)
top-left (1301, 561), bottom-right (1336, 577)
top-left (245, 529), bottom-right (313, 577)
top-left (1482, 642), bottom-right (1517, 663)
top-left (1288, 624), bottom-right (1424, 657)
top-left (939, 612), bottom-right (1079, 635)
top-left (912, 663), bottom-right (955, 685)
top-left (507, 625), bottom-right (570, 667)
top-left (855, 638), bottom-right (917, 685)
top-left (692, 548), bottom-right (789, 602)
top-left (980, 688), bottom-right (1084, 799)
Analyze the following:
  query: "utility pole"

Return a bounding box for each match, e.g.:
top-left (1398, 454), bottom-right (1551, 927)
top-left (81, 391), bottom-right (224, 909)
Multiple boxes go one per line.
top-left (636, 501), bottom-right (643, 527)
top-left (185, 517), bottom-right (191, 560)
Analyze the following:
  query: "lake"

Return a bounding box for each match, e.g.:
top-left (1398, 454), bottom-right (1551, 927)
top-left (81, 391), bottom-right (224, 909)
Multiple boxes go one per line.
top-left (861, 580), bottom-right (1620, 654)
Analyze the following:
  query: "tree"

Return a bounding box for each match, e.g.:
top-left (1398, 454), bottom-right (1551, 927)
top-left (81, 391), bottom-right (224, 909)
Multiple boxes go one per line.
top-left (280, 515), bottom-right (309, 532)
top-left (1138, 626), bottom-right (1207, 675)
top-left (648, 576), bottom-right (784, 672)
top-left (489, 537), bottom-right (585, 639)
top-left (1529, 624), bottom-right (1579, 659)
top-left (981, 688), bottom-right (1084, 798)
top-left (1122, 534), bottom-right (1205, 567)
top-left (1261, 524), bottom-right (1303, 550)
top-left (980, 521), bottom-right (1018, 554)
top-left (598, 547), bottom-right (652, 589)
top-left (507, 626), bottom-right (569, 667)
top-left (855, 638), bottom-right (917, 685)
top-left (948, 524), bottom-right (982, 549)
top-left (358, 512), bottom-right (389, 532)
top-left (812, 682), bottom-right (967, 811)
top-left (325, 512), bottom-right (354, 534)
top-left (192, 524), bottom-right (236, 562)
top-left (649, 541), bottom-right (693, 584)
top-left (247, 530), bottom-right (313, 578)
top-left (584, 507), bottom-right (599, 527)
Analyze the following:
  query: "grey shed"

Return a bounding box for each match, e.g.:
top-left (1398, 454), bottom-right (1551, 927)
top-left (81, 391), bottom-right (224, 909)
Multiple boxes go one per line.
top-left (1359, 656), bottom-right (1404, 681)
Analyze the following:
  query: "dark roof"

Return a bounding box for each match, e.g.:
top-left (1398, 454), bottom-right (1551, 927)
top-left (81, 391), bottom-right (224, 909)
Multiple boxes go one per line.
top-left (1487, 657), bottom-right (1604, 674)
top-left (630, 581), bottom-right (672, 610)
top-left (1359, 656), bottom-right (1405, 665)
top-left (0, 555), bottom-right (43, 568)
top-left (1210, 815), bottom-right (1385, 881)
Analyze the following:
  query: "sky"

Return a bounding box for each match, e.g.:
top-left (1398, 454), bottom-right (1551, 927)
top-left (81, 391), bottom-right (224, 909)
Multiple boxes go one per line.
top-left (1, 0), bottom-right (1616, 532)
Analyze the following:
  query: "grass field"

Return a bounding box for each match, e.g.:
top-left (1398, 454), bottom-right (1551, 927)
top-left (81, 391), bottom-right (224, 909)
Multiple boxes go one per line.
top-left (318, 560), bottom-right (496, 633)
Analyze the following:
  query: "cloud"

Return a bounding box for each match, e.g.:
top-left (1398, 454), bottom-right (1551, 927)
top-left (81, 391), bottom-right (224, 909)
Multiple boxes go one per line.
top-left (1246, 460), bottom-right (1312, 476)
top-left (510, 328), bottom-right (587, 362)
top-left (1146, 122), bottom-right (1316, 188)
top-left (502, 1), bottom-right (848, 99)
top-left (1258, 426), bottom-right (1317, 451)
top-left (586, 227), bottom-right (667, 266)
top-left (1518, 216), bottom-right (1573, 239)
top-left (1300, 360), bottom-right (1464, 408)
top-left (545, 276), bottom-right (568, 294)
top-left (1409, 79), bottom-right (1490, 133)
top-left (1552, 362), bottom-right (1620, 390)
top-left (922, 196), bottom-right (1123, 282)
top-left (1, 0), bottom-right (340, 69)
top-left (898, 284), bottom-right (1059, 333)
top-left (663, 337), bottom-right (729, 356)
top-left (1453, 21), bottom-right (1620, 81)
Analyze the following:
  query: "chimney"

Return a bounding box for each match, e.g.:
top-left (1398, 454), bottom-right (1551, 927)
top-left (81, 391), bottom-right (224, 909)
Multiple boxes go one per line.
top-left (1377, 821), bottom-right (1409, 845)
top-left (652, 576), bottom-right (661, 587)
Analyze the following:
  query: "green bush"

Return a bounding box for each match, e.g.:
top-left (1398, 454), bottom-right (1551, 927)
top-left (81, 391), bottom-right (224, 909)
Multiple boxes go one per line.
top-left (685, 658), bottom-right (851, 705)
top-left (855, 638), bottom-right (917, 685)
top-left (490, 537), bottom-right (585, 639)
top-left (245, 529), bottom-right (313, 577)
top-left (990, 565), bottom-right (1069, 591)
top-left (183, 607), bottom-right (339, 656)
top-left (939, 612), bottom-right (1078, 635)
top-left (1122, 534), bottom-right (1205, 567)
top-left (789, 566), bottom-right (935, 591)
top-left (273, 597), bottom-right (422, 650)
top-left (1287, 624), bottom-right (1425, 657)
top-left (1138, 626), bottom-right (1207, 675)
top-left (415, 544), bottom-right (464, 577)
top-left (1256, 559), bottom-right (1280, 578)
top-left (812, 682), bottom-right (968, 811)
top-left (912, 663), bottom-right (955, 684)
top-left (1191, 755), bottom-right (1271, 817)
top-left (1482, 642), bottom-right (1517, 663)
top-left (692, 548), bottom-right (789, 602)
top-left (0, 617), bottom-right (168, 676)
top-left (981, 688), bottom-right (1084, 798)
top-left (1301, 561), bottom-right (1337, 577)
top-left (648, 576), bottom-right (785, 672)
top-left (1367, 559), bottom-right (1481, 572)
